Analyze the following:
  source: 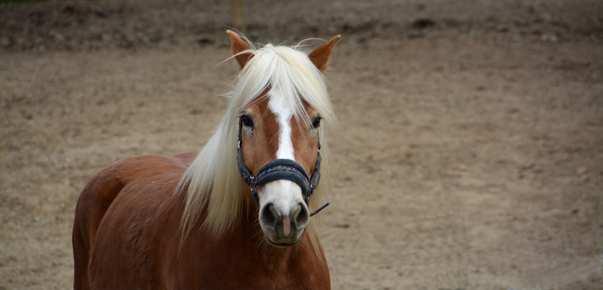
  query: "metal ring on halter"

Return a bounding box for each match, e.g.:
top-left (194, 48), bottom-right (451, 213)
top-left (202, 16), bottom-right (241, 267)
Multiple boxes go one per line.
top-left (236, 118), bottom-right (330, 216)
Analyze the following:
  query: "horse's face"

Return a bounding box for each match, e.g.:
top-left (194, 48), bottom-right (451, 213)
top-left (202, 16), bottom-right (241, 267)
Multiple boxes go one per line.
top-left (227, 30), bottom-right (339, 246)
top-left (240, 96), bottom-right (321, 246)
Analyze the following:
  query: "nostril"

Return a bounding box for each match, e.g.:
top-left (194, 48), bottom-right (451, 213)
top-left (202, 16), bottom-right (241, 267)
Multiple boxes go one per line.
top-left (261, 203), bottom-right (278, 226)
top-left (294, 202), bottom-right (309, 226)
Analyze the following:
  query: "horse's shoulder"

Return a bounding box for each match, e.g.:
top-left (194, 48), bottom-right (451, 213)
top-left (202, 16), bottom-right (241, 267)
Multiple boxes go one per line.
top-left (76, 153), bottom-right (191, 215)
top-left (79, 155), bottom-right (187, 290)
top-left (117, 153), bottom-right (190, 173)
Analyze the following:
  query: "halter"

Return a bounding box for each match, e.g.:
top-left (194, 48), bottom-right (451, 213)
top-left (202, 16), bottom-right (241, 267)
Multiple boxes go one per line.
top-left (236, 118), bottom-right (330, 216)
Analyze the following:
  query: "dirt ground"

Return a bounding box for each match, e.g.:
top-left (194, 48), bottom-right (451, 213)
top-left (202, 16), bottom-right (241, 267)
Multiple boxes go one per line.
top-left (1, 1), bottom-right (603, 290)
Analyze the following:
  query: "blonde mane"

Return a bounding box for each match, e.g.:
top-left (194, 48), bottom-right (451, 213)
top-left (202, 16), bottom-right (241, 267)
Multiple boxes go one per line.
top-left (178, 41), bottom-right (335, 237)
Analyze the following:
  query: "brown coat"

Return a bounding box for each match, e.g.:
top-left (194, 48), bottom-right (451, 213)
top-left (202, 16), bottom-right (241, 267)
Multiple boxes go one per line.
top-left (72, 154), bottom-right (330, 290)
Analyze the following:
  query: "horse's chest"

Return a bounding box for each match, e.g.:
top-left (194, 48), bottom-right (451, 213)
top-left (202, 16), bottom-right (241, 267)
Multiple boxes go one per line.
top-left (197, 271), bottom-right (327, 290)
top-left (174, 255), bottom-right (330, 290)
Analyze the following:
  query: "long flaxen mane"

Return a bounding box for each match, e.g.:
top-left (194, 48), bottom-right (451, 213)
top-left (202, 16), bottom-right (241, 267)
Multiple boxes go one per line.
top-left (178, 39), bottom-right (335, 238)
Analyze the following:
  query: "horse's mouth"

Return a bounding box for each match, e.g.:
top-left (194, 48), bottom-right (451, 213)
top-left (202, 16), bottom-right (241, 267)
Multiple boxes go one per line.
top-left (265, 236), bottom-right (300, 247)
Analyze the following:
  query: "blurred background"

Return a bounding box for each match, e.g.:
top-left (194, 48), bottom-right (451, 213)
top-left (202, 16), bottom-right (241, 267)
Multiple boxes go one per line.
top-left (1, 1), bottom-right (602, 289)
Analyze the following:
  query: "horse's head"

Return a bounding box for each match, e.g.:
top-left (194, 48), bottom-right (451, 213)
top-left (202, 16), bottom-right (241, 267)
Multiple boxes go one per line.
top-left (228, 31), bottom-right (340, 246)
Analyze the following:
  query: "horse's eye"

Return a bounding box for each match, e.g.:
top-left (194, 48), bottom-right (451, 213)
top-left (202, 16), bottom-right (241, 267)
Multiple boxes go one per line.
top-left (311, 116), bottom-right (322, 129)
top-left (240, 114), bottom-right (254, 129)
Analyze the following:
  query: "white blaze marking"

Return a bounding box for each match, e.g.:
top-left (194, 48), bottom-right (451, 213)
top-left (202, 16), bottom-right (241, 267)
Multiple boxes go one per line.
top-left (268, 94), bottom-right (295, 160)
top-left (257, 94), bottom-right (309, 232)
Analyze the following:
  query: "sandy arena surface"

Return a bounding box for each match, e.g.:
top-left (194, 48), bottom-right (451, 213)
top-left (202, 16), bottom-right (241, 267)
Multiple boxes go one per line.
top-left (1, 1), bottom-right (603, 290)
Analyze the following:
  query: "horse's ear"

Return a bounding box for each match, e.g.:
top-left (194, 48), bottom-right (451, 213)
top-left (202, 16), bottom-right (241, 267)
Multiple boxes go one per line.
top-left (308, 35), bottom-right (342, 71)
top-left (226, 30), bottom-right (253, 69)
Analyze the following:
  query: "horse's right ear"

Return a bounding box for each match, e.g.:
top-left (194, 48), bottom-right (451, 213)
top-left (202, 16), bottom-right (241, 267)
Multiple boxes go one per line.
top-left (308, 35), bottom-right (342, 71)
top-left (226, 30), bottom-right (253, 69)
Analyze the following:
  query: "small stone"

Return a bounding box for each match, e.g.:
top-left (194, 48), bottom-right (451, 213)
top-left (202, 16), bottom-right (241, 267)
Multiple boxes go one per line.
top-left (496, 25), bottom-right (509, 33)
top-left (411, 18), bottom-right (436, 30)
top-left (407, 31), bottom-right (425, 39)
top-left (50, 31), bottom-right (65, 42)
top-left (541, 33), bottom-right (558, 42)
top-left (197, 37), bottom-right (214, 46)
top-left (334, 223), bottom-right (350, 229)
top-left (189, 108), bottom-right (203, 115)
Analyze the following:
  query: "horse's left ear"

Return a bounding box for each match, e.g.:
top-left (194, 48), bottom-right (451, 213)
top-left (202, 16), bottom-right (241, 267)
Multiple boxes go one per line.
top-left (226, 30), bottom-right (253, 69)
top-left (308, 35), bottom-right (342, 71)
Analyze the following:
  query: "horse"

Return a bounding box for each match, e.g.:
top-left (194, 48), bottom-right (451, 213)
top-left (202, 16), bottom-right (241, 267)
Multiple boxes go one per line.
top-left (72, 30), bottom-right (341, 290)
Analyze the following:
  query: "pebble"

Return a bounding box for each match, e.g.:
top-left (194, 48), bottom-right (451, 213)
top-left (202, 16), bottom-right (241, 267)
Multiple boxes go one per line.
top-left (541, 33), bottom-right (558, 42)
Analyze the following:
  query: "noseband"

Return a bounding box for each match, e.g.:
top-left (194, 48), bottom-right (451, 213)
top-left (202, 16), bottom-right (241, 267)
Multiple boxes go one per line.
top-left (236, 118), bottom-right (330, 216)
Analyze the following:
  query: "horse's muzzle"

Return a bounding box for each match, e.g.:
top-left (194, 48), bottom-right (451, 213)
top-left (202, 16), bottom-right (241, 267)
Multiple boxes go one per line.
top-left (260, 201), bottom-right (309, 246)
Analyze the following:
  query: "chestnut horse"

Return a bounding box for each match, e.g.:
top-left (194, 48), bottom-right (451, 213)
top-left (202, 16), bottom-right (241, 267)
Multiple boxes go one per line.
top-left (72, 30), bottom-right (341, 290)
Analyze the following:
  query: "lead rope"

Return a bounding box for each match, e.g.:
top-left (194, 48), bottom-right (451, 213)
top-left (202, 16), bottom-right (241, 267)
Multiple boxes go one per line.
top-left (307, 138), bottom-right (331, 217)
top-left (310, 202), bottom-right (330, 217)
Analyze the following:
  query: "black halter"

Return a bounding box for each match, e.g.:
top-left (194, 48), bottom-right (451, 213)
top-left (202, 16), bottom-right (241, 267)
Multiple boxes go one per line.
top-left (236, 119), bottom-right (330, 216)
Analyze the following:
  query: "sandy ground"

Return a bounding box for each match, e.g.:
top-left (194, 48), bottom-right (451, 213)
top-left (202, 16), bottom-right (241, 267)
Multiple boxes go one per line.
top-left (1, 1), bottom-right (603, 290)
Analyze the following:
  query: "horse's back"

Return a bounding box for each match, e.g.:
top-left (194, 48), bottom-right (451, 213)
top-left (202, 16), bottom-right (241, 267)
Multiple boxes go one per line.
top-left (72, 154), bottom-right (192, 290)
